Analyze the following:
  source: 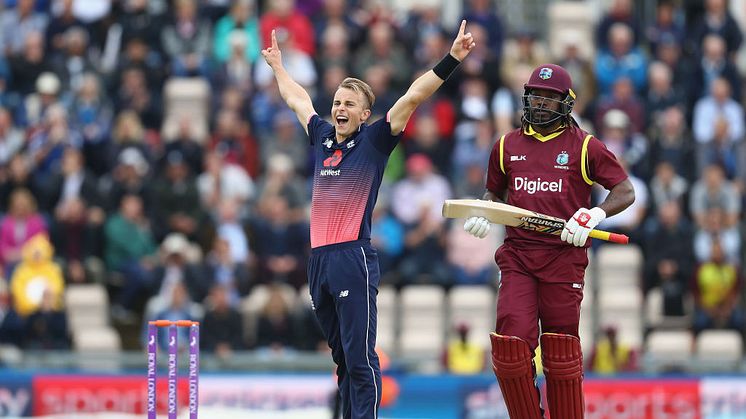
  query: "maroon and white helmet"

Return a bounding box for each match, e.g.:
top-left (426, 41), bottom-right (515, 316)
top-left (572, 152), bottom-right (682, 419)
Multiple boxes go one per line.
top-left (522, 64), bottom-right (576, 126)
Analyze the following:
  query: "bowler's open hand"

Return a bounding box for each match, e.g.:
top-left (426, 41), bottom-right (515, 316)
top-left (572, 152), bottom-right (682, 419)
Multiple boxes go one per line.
top-left (561, 207), bottom-right (606, 247)
top-left (450, 20), bottom-right (476, 62)
top-left (464, 216), bottom-right (490, 239)
top-left (261, 29), bottom-right (282, 69)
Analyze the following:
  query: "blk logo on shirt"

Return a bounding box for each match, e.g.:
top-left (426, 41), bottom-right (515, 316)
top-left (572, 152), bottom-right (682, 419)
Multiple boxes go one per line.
top-left (323, 149), bottom-right (343, 167)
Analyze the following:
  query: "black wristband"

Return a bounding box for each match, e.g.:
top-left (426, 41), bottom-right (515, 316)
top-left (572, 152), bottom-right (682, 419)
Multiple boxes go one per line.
top-left (432, 53), bottom-right (461, 80)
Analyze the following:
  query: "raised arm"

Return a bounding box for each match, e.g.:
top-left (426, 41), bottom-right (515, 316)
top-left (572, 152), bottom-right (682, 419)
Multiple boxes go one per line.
top-left (261, 29), bottom-right (316, 134)
top-left (388, 20), bottom-right (475, 134)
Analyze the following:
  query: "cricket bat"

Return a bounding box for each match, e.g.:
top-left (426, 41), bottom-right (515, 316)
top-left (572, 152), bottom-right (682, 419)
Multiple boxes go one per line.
top-left (442, 199), bottom-right (629, 244)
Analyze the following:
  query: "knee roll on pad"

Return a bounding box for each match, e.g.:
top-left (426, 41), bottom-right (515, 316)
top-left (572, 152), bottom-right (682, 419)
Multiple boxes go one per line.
top-left (540, 333), bottom-right (584, 419)
top-left (490, 333), bottom-right (544, 419)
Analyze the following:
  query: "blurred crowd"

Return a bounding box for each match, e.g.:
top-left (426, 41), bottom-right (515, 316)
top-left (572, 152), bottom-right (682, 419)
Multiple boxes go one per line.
top-left (0, 0), bottom-right (745, 363)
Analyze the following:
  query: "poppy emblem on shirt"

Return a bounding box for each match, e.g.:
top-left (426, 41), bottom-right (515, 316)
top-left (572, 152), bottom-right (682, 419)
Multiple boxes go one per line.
top-left (539, 67), bottom-right (553, 80)
top-left (323, 149), bottom-right (343, 167)
top-left (556, 151), bottom-right (569, 165)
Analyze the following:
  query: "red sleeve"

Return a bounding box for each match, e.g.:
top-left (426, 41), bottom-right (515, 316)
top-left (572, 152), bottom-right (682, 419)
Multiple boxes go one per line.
top-left (587, 136), bottom-right (628, 190)
top-left (485, 139), bottom-right (507, 195)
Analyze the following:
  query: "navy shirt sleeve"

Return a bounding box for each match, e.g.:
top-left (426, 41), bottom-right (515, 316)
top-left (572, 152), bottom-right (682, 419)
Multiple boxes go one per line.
top-left (307, 114), bottom-right (333, 146)
top-left (367, 115), bottom-right (402, 156)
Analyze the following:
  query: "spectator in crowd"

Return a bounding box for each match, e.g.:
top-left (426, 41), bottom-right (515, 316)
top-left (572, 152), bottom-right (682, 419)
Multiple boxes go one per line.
top-left (9, 234), bottom-right (63, 317)
top-left (114, 66), bottom-right (162, 129)
top-left (51, 26), bottom-right (96, 92)
top-left (694, 206), bottom-right (740, 265)
top-left (443, 323), bottom-right (486, 375)
top-left (8, 31), bottom-right (52, 98)
top-left (20, 71), bottom-right (62, 129)
top-left (110, 36), bottom-right (165, 93)
top-left (255, 285), bottom-right (296, 351)
top-left (689, 164), bottom-right (740, 229)
top-left (393, 154), bottom-right (451, 285)
top-left (312, 0), bottom-right (364, 53)
top-left (0, 0), bottom-right (49, 56)
top-left (370, 198), bottom-right (404, 282)
top-left (104, 194), bottom-right (157, 322)
top-left (648, 161), bottom-right (689, 215)
top-left (595, 0), bottom-right (641, 50)
top-left (404, 112), bottom-right (451, 176)
top-left (597, 109), bottom-right (648, 179)
top-left (152, 232), bottom-right (206, 305)
top-left (690, 34), bottom-right (741, 103)
top-left (454, 23), bottom-right (500, 93)
top-left (692, 78), bottom-right (744, 174)
top-left (214, 198), bottom-right (250, 265)
top-left (212, 0), bottom-right (261, 65)
top-left (254, 153), bottom-right (306, 219)
top-left (647, 107), bottom-right (696, 183)
top-left (211, 31), bottom-right (255, 96)
top-left (260, 110), bottom-right (309, 172)
top-left (68, 73), bottom-right (114, 176)
top-left (645, 0), bottom-right (685, 57)
top-left (642, 201), bottom-right (693, 316)
top-left (209, 110), bottom-right (259, 178)
top-left (200, 284), bottom-right (244, 358)
top-left (197, 150), bottom-right (254, 219)
top-left (151, 150), bottom-right (204, 241)
top-left (687, 0), bottom-right (743, 57)
top-left (45, 0), bottom-right (85, 59)
top-left (595, 77), bottom-right (646, 136)
top-left (0, 188), bottom-right (47, 273)
top-left (161, 0), bottom-right (212, 78)
top-left (491, 63), bottom-right (532, 135)
top-left (102, 147), bottom-right (151, 213)
top-left (555, 32), bottom-right (596, 122)
top-left (353, 21), bottom-right (410, 91)
top-left (691, 237), bottom-right (744, 340)
top-left (259, 0), bottom-right (315, 56)
top-left (451, 117), bottom-right (492, 183)
top-left (23, 288), bottom-right (69, 349)
top-left (119, 0), bottom-right (163, 53)
top-left (588, 325), bottom-right (638, 374)
top-left (446, 213), bottom-right (499, 285)
top-left (250, 195), bottom-right (308, 289)
top-left (26, 104), bottom-right (84, 186)
top-left (161, 115), bottom-right (206, 177)
top-left (460, 0), bottom-right (504, 57)
top-left (644, 62), bottom-right (685, 130)
top-left (201, 237), bottom-right (252, 306)
top-left (499, 30), bottom-right (548, 91)
top-left (595, 23), bottom-right (647, 96)
top-left (0, 156), bottom-right (42, 214)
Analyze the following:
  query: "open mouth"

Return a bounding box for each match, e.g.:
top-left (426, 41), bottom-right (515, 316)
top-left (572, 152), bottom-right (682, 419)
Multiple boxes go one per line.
top-left (336, 115), bottom-right (349, 129)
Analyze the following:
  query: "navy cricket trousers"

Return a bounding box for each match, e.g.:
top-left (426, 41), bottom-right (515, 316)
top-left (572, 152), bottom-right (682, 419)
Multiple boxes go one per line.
top-left (308, 239), bottom-right (382, 419)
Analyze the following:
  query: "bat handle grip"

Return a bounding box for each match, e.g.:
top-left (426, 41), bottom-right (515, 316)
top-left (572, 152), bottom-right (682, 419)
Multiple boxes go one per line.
top-left (589, 229), bottom-right (629, 244)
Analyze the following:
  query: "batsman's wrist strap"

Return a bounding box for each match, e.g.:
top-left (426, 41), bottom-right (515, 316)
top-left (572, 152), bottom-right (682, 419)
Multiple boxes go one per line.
top-left (433, 53), bottom-right (461, 80)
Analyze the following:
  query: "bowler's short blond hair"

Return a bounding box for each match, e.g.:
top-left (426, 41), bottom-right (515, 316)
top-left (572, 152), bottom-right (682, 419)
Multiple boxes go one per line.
top-left (338, 77), bottom-right (375, 110)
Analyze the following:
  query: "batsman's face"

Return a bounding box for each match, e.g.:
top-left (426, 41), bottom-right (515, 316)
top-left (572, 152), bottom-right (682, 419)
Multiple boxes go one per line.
top-left (527, 88), bottom-right (563, 124)
top-left (332, 88), bottom-right (370, 139)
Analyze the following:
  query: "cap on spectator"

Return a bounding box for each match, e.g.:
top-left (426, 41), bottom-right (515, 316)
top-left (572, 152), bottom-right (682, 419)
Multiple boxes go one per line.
top-left (162, 233), bottom-right (190, 256)
top-left (36, 72), bottom-right (61, 95)
top-left (118, 147), bottom-right (149, 175)
top-left (406, 153), bottom-right (433, 173)
top-left (603, 109), bottom-right (630, 129)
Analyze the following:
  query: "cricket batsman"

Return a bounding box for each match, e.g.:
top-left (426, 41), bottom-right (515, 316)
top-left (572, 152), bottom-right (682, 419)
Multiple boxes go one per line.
top-left (463, 64), bottom-right (635, 418)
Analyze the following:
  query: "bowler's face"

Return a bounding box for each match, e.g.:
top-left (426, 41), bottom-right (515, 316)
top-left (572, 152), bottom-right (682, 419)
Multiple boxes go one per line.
top-left (332, 88), bottom-right (370, 139)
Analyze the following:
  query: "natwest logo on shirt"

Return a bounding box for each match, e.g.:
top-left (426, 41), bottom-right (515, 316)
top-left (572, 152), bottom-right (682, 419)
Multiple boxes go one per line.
top-left (514, 176), bottom-right (563, 194)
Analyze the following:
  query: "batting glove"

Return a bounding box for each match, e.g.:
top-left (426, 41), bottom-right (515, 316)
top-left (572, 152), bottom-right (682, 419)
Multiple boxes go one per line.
top-left (464, 216), bottom-right (490, 239)
top-left (561, 207), bottom-right (606, 247)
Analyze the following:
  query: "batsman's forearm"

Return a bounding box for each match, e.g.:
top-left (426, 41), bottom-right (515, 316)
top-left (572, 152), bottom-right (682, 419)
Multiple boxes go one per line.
top-left (273, 66), bottom-right (312, 112)
top-left (482, 190), bottom-right (505, 203)
top-left (598, 179), bottom-right (635, 217)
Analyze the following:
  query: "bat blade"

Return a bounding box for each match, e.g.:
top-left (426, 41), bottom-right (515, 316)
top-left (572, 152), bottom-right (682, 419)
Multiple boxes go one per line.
top-left (442, 199), bottom-right (629, 244)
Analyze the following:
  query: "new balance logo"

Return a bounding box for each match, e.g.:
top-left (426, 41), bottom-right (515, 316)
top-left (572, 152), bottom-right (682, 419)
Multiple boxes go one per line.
top-left (323, 149), bottom-right (343, 167)
top-left (339, 290), bottom-right (349, 298)
top-left (510, 155), bottom-right (527, 161)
